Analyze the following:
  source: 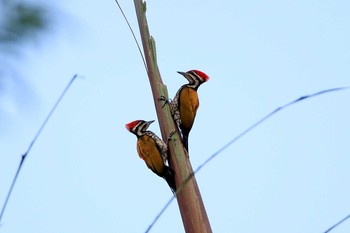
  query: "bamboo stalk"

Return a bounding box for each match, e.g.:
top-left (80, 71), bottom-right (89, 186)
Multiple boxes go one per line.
top-left (133, 1), bottom-right (212, 232)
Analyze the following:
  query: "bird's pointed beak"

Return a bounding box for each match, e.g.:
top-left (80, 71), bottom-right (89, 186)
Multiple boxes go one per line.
top-left (147, 120), bottom-right (155, 125)
top-left (177, 71), bottom-right (186, 76)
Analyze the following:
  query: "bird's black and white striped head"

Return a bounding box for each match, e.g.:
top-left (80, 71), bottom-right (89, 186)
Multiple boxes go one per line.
top-left (177, 70), bottom-right (209, 90)
top-left (125, 120), bottom-right (154, 137)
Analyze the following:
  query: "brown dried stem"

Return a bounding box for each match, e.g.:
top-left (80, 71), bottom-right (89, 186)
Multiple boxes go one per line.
top-left (133, 1), bottom-right (212, 232)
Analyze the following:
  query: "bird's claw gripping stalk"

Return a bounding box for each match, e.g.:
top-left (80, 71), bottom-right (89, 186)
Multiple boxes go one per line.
top-left (167, 130), bottom-right (176, 142)
top-left (158, 95), bottom-right (169, 108)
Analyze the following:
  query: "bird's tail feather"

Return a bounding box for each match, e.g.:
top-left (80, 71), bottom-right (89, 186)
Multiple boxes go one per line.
top-left (163, 166), bottom-right (176, 194)
top-left (182, 132), bottom-right (189, 152)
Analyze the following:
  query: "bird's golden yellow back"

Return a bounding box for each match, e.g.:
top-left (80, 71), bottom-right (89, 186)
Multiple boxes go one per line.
top-left (137, 134), bottom-right (165, 176)
top-left (179, 87), bottom-right (199, 131)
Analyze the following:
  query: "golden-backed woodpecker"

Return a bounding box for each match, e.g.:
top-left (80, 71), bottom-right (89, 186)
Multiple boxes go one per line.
top-left (169, 70), bottom-right (209, 151)
top-left (125, 120), bottom-right (175, 192)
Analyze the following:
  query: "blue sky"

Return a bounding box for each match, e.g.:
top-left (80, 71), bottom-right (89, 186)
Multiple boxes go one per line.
top-left (1, 0), bottom-right (350, 232)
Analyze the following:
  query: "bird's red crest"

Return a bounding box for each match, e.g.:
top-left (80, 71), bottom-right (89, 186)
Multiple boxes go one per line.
top-left (125, 120), bottom-right (141, 131)
top-left (190, 70), bottom-right (210, 82)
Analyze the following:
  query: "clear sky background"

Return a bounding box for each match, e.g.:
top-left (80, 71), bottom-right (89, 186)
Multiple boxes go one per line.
top-left (1, 0), bottom-right (350, 232)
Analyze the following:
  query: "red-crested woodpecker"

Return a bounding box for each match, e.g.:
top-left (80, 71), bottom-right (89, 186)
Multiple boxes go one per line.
top-left (168, 70), bottom-right (209, 151)
top-left (125, 120), bottom-right (175, 192)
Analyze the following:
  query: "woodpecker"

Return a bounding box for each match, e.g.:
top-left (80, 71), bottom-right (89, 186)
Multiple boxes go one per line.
top-left (168, 70), bottom-right (209, 151)
top-left (125, 120), bottom-right (176, 192)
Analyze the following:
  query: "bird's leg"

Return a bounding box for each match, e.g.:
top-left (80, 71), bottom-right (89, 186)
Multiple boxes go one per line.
top-left (167, 130), bottom-right (176, 142)
top-left (158, 95), bottom-right (171, 108)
